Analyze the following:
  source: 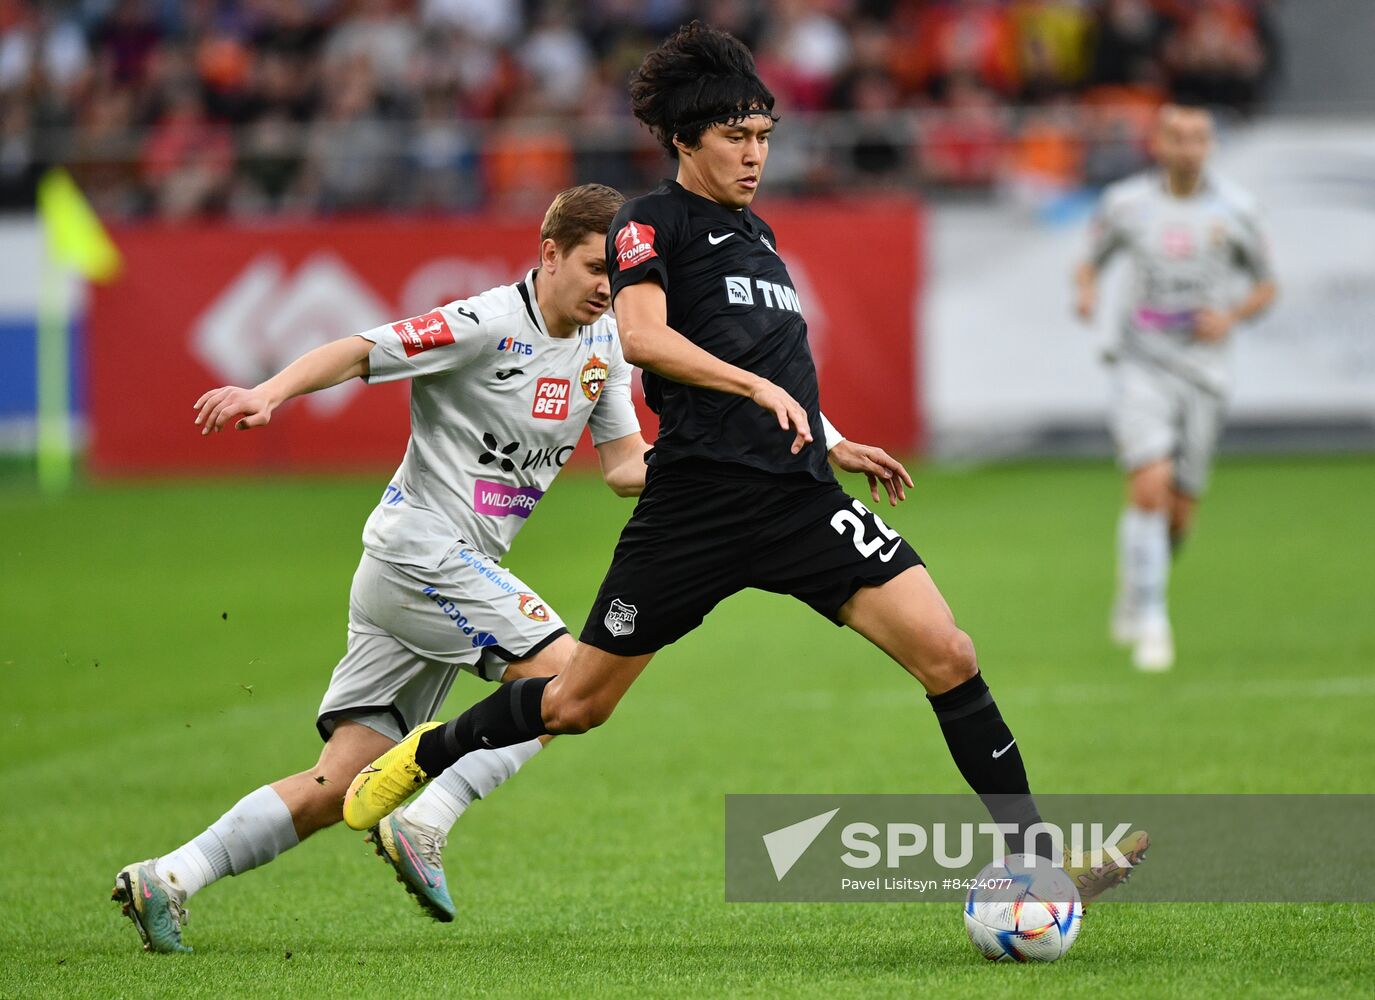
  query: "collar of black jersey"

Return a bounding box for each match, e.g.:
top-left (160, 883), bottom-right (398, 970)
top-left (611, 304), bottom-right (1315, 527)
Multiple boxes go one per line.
top-left (661, 178), bottom-right (762, 236)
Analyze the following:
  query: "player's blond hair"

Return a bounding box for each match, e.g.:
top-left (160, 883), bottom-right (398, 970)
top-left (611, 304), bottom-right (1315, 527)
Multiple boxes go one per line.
top-left (541, 184), bottom-right (625, 253)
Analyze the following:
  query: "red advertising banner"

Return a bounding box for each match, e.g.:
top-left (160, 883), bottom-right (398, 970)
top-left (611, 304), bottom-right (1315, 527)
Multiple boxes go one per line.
top-left (88, 200), bottom-right (922, 476)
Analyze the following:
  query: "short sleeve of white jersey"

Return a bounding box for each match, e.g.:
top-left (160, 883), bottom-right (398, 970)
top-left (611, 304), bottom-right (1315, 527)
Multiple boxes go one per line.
top-left (586, 323), bottom-right (640, 446)
top-left (1230, 194), bottom-right (1274, 283)
top-left (1088, 179), bottom-right (1136, 268)
top-left (360, 298), bottom-right (487, 383)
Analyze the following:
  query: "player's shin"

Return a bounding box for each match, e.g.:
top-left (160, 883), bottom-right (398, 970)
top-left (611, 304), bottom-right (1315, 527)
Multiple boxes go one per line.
top-left (154, 786), bottom-right (298, 899)
top-left (404, 739), bottom-right (545, 832)
top-left (926, 673), bottom-right (1050, 859)
top-left (1124, 505), bottom-right (1171, 620)
top-left (415, 676), bottom-right (552, 776)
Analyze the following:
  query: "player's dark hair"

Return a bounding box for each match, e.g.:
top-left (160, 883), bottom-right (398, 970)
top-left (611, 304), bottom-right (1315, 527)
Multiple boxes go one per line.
top-left (541, 183), bottom-right (626, 252)
top-left (629, 21), bottom-right (777, 158)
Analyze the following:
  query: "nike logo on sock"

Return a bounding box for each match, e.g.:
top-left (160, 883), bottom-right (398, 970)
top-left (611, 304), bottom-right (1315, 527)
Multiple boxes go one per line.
top-left (992, 738), bottom-right (1017, 759)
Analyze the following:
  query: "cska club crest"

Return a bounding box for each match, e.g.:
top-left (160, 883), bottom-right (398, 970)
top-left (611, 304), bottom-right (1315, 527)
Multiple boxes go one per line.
top-left (580, 354), bottom-right (608, 401)
top-left (517, 593), bottom-right (551, 623)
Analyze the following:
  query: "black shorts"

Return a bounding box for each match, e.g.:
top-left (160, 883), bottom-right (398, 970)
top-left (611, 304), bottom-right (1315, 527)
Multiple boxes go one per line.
top-left (580, 459), bottom-right (924, 656)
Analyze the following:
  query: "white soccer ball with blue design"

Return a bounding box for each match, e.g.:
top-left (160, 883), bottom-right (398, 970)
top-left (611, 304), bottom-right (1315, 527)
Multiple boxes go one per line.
top-left (963, 854), bottom-right (1082, 963)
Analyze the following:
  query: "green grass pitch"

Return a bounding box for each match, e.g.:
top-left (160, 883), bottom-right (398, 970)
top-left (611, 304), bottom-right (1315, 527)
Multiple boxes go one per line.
top-left (2, 456), bottom-right (1372, 998)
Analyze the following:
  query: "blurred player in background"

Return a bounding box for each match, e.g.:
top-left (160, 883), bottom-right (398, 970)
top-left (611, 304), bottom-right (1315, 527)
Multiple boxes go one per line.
top-left (346, 22), bottom-right (1147, 897)
top-left (1075, 105), bottom-right (1277, 671)
top-left (112, 184), bottom-right (654, 950)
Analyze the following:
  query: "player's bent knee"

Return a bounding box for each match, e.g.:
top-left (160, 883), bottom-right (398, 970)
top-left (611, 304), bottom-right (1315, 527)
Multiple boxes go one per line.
top-left (927, 629), bottom-right (978, 689)
top-left (1129, 461), bottom-right (1173, 511)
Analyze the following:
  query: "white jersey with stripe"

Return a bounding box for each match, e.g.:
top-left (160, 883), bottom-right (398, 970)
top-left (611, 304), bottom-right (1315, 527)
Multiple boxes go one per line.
top-left (1090, 170), bottom-right (1272, 394)
top-left (357, 268), bottom-right (639, 569)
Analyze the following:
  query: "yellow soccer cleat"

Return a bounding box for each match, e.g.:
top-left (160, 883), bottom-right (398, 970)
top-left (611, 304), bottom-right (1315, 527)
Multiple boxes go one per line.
top-left (1064, 829), bottom-right (1150, 905)
top-left (343, 721), bottom-right (442, 831)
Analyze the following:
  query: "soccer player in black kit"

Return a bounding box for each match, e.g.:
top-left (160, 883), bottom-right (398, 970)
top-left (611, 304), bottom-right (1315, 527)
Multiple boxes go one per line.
top-left (347, 22), bottom-right (1147, 900)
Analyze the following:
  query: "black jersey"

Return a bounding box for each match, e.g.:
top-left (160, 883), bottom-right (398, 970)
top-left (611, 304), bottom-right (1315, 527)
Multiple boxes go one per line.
top-left (607, 179), bottom-right (833, 482)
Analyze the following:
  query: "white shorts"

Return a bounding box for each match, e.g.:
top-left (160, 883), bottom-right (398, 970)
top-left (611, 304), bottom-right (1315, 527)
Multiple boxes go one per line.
top-left (316, 548), bottom-right (567, 742)
top-left (1110, 358), bottom-right (1225, 497)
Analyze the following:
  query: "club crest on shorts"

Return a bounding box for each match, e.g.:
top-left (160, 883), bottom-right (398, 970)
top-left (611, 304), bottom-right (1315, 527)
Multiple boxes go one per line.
top-left (517, 593), bottom-right (551, 623)
top-left (604, 598), bottom-right (637, 637)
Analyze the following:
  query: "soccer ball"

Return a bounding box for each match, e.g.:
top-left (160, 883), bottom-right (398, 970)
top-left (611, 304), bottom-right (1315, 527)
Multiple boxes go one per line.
top-left (963, 854), bottom-right (1082, 963)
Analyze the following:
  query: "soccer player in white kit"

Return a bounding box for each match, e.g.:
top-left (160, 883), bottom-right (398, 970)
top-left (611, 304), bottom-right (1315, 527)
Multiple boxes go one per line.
top-left (1075, 105), bottom-right (1277, 671)
top-left (111, 185), bottom-right (654, 950)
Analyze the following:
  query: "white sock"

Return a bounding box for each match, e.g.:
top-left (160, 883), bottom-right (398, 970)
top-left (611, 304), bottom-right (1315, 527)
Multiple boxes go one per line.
top-left (153, 841), bottom-right (218, 899)
top-left (1124, 506), bottom-right (1170, 623)
top-left (155, 786), bottom-right (298, 899)
top-left (405, 739), bottom-right (544, 833)
top-left (1115, 508), bottom-right (1135, 610)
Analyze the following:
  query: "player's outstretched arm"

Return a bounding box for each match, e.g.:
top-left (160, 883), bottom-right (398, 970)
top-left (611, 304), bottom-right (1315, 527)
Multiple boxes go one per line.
top-left (595, 433), bottom-right (651, 497)
top-left (194, 335), bottom-right (374, 434)
top-left (1073, 261), bottom-right (1098, 322)
top-left (615, 281), bottom-right (812, 454)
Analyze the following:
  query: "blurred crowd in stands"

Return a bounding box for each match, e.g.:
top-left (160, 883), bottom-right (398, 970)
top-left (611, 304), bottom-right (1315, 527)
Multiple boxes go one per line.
top-left (0, 0), bottom-right (1281, 217)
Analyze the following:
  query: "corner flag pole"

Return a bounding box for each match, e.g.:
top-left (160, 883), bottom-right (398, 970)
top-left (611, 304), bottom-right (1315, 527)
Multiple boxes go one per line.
top-left (35, 248), bottom-right (73, 492)
top-left (35, 168), bottom-right (121, 493)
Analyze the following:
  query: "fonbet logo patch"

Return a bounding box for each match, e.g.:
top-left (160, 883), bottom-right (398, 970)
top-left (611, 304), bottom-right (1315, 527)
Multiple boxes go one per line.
top-left (614, 221), bottom-right (656, 270)
top-left (1160, 225), bottom-right (1196, 259)
top-left (532, 378), bottom-right (571, 420)
top-left (579, 355), bottom-right (608, 402)
top-left (604, 598), bottom-right (637, 637)
top-left (393, 309), bottom-right (455, 356)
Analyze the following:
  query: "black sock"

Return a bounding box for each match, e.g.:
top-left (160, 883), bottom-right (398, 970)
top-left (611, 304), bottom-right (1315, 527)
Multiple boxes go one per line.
top-left (415, 676), bottom-right (552, 775)
top-left (927, 673), bottom-right (1051, 859)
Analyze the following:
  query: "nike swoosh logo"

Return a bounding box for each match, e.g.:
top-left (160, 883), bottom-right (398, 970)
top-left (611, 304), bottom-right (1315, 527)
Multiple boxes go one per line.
top-left (992, 739), bottom-right (1017, 759)
top-left (707, 232), bottom-right (734, 245)
top-left (396, 830), bottom-right (439, 887)
top-left (495, 368), bottom-right (524, 381)
top-left (878, 540), bottom-right (901, 563)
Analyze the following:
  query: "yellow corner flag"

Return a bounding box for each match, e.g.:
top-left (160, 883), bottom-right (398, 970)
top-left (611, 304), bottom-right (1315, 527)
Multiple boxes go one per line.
top-left (37, 167), bottom-right (122, 282)
top-left (35, 168), bottom-right (123, 492)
